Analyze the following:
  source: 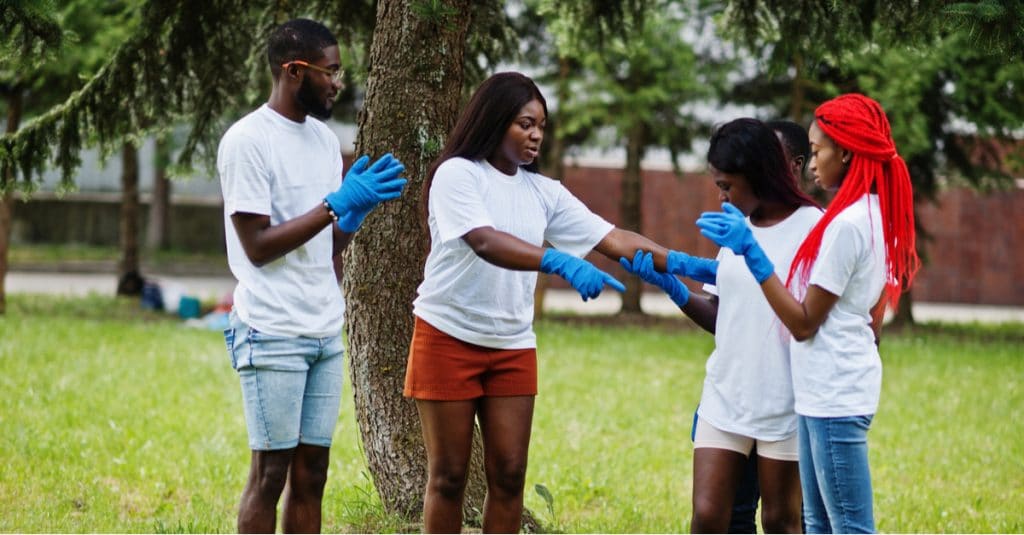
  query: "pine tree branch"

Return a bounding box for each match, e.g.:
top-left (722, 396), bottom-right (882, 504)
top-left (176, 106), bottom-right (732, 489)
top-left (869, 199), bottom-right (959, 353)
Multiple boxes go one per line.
top-left (0, 0), bottom-right (278, 192)
top-left (0, 0), bottom-right (65, 70)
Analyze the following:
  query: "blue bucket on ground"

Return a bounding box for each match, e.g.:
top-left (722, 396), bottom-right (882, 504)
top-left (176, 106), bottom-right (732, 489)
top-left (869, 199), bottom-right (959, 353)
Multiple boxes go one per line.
top-left (178, 296), bottom-right (201, 319)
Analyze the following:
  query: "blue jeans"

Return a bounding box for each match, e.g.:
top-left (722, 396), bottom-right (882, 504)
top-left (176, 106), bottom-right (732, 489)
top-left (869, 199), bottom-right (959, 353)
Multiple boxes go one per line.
top-left (224, 313), bottom-right (345, 450)
top-left (798, 414), bottom-right (875, 534)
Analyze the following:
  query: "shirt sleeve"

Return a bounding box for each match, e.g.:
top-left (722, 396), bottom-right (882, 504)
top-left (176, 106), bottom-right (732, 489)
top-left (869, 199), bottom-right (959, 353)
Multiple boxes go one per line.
top-left (807, 217), bottom-right (862, 297)
top-left (429, 159), bottom-right (495, 245)
top-left (702, 247), bottom-right (727, 296)
top-left (543, 181), bottom-right (614, 257)
top-left (219, 131), bottom-right (272, 216)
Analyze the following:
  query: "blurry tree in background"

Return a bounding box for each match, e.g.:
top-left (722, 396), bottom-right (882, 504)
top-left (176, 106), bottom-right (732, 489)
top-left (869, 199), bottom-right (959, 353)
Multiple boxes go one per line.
top-left (536, 0), bottom-right (721, 313)
top-left (1, 0), bottom-right (143, 304)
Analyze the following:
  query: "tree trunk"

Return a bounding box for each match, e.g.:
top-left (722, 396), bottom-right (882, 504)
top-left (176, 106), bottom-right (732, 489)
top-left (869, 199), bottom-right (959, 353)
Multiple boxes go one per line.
top-left (890, 288), bottom-right (915, 327)
top-left (619, 122), bottom-right (646, 314)
top-left (788, 53), bottom-right (805, 121)
top-left (146, 134), bottom-right (171, 251)
top-left (117, 142), bottom-right (142, 295)
top-left (0, 88), bottom-right (24, 315)
top-left (343, 0), bottom-right (482, 524)
top-left (535, 57), bottom-right (573, 320)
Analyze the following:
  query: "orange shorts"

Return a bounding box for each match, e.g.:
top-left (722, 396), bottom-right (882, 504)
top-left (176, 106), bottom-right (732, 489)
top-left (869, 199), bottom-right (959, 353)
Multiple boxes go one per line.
top-left (403, 317), bottom-right (538, 400)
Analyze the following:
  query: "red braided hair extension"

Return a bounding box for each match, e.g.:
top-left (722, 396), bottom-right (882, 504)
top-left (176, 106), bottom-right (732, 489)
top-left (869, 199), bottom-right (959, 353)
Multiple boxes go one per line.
top-left (786, 94), bottom-right (921, 310)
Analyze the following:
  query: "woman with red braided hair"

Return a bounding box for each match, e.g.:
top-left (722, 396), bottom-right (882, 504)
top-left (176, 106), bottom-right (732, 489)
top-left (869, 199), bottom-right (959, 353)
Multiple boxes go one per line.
top-left (696, 94), bottom-right (920, 533)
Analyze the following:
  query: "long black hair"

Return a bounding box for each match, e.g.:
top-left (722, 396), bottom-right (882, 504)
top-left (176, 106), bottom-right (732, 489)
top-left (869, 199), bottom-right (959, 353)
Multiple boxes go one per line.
top-left (707, 118), bottom-right (819, 210)
top-left (422, 72), bottom-right (548, 219)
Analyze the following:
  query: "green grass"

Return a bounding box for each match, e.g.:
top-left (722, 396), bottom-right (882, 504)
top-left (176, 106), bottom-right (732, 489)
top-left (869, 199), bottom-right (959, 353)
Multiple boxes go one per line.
top-left (1, 295), bottom-right (1022, 532)
top-left (8, 243), bottom-right (227, 272)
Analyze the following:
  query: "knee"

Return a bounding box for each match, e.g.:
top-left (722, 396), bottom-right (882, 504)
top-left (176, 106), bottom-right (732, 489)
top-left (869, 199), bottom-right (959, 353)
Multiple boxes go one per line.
top-left (250, 461), bottom-right (290, 498)
top-left (291, 465), bottom-right (329, 497)
top-left (487, 457), bottom-right (528, 497)
top-left (289, 446), bottom-right (330, 496)
top-left (690, 496), bottom-right (726, 533)
top-left (760, 502), bottom-right (801, 534)
top-left (428, 465), bottom-right (469, 501)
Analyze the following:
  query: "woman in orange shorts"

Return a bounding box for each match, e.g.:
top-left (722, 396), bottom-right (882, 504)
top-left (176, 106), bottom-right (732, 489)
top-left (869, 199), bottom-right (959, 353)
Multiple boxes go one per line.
top-left (406, 72), bottom-right (672, 533)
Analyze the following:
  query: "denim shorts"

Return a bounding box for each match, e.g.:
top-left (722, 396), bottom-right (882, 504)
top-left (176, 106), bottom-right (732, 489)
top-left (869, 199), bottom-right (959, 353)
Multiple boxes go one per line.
top-left (223, 312), bottom-right (345, 451)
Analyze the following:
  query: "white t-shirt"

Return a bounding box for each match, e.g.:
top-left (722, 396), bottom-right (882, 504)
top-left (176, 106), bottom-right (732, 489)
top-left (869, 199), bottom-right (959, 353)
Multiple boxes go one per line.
top-left (414, 158), bottom-right (614, 349)
top-left (217, 104), bottom-right (345, 338)
top-left (698, 205), bottom-right (823, 441)
top-left (791, 194), bottom-right (887, 417)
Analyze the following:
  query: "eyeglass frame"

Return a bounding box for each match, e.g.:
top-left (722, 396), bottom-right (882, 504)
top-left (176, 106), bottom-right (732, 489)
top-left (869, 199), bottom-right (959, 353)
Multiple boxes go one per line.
top-left (281, 60), bottom-right (345, 85)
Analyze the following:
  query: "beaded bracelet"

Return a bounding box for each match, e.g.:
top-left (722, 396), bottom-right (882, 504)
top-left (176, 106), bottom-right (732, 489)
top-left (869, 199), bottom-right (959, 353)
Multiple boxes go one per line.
top-left (323, 199), bottom-right (339, 222)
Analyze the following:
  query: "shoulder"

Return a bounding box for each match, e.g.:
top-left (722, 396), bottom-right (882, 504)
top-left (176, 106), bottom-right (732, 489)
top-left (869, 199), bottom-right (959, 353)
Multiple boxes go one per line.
top-left (523, 168), bottom-right (559, 185)
top-left (792, 204), bottom-right (825, 228)
top-left (831, 196), bottom-right (876, 229)
top-left (306, 116), bottom-right (341, 145)
top-left (437, 157), bottom-right (482, 174)
top-left (822, 198), bottom-right (875, 245)
top-left (220, 108), bottom-right (272, 148)
top-left (522, 168), bottom-right (569, 195)
top-left (434, 157), bottom-right (487, 183)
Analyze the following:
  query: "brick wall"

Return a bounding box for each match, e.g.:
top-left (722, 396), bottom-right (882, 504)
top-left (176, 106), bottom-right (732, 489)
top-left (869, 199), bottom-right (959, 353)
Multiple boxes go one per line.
top-left (10, 163), bottom-right (1021, 305)
top-left (914, 187), bottom-right (1024, 305)
top-left (559, 164), bottom-right (1024, 306)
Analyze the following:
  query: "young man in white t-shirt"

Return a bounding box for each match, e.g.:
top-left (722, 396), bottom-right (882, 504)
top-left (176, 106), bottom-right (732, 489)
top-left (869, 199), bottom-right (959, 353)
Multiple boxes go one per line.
top-left (217, 19), bottom-right (406, 533)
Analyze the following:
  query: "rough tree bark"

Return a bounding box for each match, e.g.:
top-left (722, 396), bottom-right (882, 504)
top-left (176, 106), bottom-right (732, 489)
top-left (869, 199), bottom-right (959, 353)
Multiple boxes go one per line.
top-left (0, 88), bottom-right (24, 315)
top-left (117, 142), bottom-right (141, 295)
top-left (342, 0), bottom-right (487, 525)
top-left (619, 121), bottom-right (647, 314)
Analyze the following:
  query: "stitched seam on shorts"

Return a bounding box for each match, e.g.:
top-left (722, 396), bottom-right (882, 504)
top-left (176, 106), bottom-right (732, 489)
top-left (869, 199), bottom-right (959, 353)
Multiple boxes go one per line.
top-left (826, 418), bottom-right (851, 530)
top-left (250, 327), bottom-right (272, 449)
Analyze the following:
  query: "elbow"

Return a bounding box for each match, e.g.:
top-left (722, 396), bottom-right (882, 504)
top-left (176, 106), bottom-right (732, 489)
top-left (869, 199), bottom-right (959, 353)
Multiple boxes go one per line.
top-left (465, 234), bottom-right (500, 265)
top-left (247, 255), bottom-right (270, 268)
top-left (242, 247), bottom-right (274, 268)
top-left (467, 240), bottom-right (494, 264)
top-left (790, 325), bottom-right (818, 342)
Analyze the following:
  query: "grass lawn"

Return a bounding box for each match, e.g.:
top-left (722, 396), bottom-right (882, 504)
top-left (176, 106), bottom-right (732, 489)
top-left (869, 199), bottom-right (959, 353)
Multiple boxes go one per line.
top-left (1, 295), bottom-right (1021, 532)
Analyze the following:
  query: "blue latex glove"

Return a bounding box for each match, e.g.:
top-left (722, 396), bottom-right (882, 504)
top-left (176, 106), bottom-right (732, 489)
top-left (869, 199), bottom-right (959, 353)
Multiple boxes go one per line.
top-left (539, 248), bottom-right (626, 301)
top-left (695, 202), bottom-right (774, 283)
top-left (666, 250), bottom-right (719, 284)
top-left (619, 250), bottom-right (689, 307)
top-left (325, 153), bottom-right (408, 232)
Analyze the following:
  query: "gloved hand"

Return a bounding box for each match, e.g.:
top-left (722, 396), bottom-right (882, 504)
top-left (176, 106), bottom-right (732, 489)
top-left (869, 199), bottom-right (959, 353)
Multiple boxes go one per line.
top-left (620, 250), bottom-right (689, 307)
top-left (539, 248), bottom-right (626, 301)
top-left (666, 250), bottom-right (719, 284)
top-left (325, 153), bottom-right (408, 232)
top-left (696, 202), bottom-right (774, 283)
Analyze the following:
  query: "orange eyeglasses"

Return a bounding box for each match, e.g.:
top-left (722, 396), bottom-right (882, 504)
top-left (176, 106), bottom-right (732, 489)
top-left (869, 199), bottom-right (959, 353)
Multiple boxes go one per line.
top-left (281, 60), bottom-right (345, 85)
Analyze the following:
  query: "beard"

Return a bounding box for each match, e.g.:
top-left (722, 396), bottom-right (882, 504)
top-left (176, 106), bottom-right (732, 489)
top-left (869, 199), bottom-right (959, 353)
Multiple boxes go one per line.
top-left (297, 76), bottom-right (332, 120)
